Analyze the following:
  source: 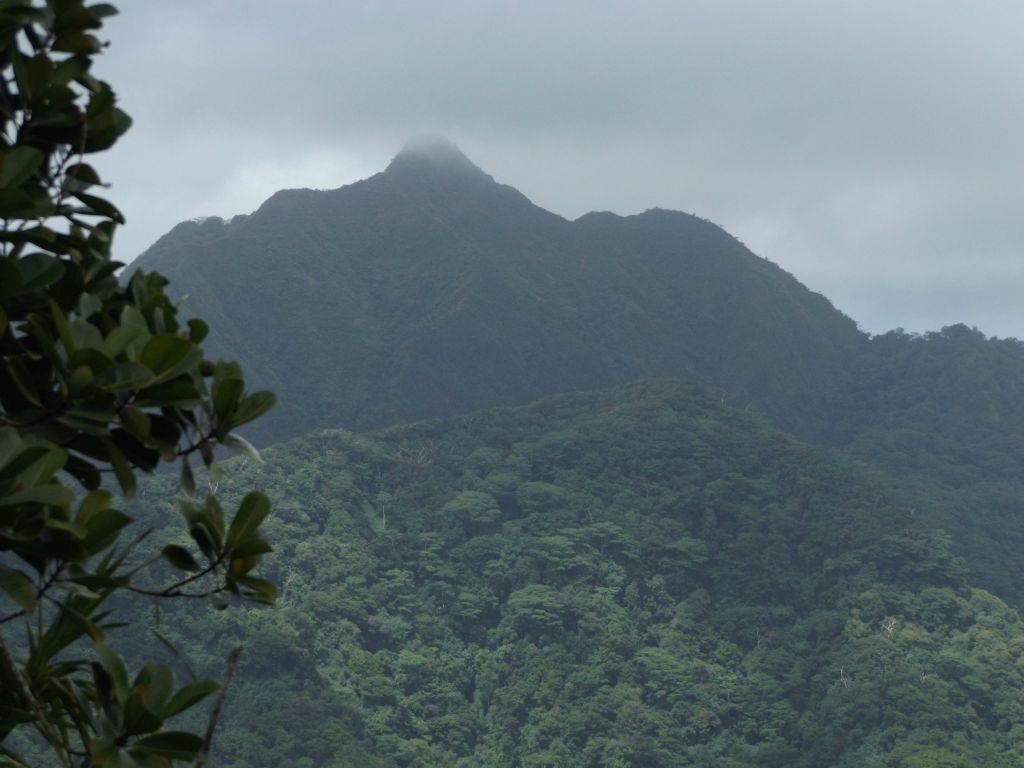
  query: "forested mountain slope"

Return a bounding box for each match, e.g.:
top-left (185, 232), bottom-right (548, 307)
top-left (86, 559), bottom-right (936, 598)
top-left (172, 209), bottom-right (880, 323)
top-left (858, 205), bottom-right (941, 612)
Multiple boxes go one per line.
top-left (834, 325), bottom-right (1024, 601)
top-left (127, 381), bottom-right (1024, 768)
top-left (128, 139), bottom-right (1024, 608)
top-left (130, 138), bottom-right (866, 446)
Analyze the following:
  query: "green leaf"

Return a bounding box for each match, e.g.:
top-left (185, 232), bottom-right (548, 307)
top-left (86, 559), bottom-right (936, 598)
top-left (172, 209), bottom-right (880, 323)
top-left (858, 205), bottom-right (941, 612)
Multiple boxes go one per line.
top-left (119, 406), bottom-right (150, 441)
top-left (79, 507), bottom-right (132, 554)
top-left (52, 56), bottom-right (89, 86)
top-left (236, 575), bottom-right (276, 604)
top-left (36, 600), bottom-right (104, 664)
top-left (25, 55), bottom-right (54, 103)
top-left (226, 491), bottom-right (271, 548)
top-left (0, 259), bottom-right (20, 297)
top-left (4, 357), bottom-right (43, 406)
top-left (0, 225), bottom-right (57, 249)
top-left (160, 545), bottom-right (200, 573)
top-left (229, 537), bottom-right (273, 558)
top-left (69, 318), bottom-right (103, 351)
top-left (50, 299), bottom-right (76, 355)
top-left (159, 680), bottom-right (218, 718)
top-left (179, 458), bottom-right (195, 494)
top-left (140, 334), bottom-right (201, 384)
top-left (64, 162), bottom-right (101, 186)
top-left (0, 188), bottom-right (47, 217)
top-left (204, 494), bottom-right (226, 540)
top-left (95, 361), bottom-right (153, 392)
top-left (0, 484), bottom-right (74, 508)
top-left (231, 390), bottom-right (277, 428)
top-left (53, 31), bottom-right (101, 55)
top-left (179, 500), bottom-right (220, 559)
top-left (134, 662), bottom-right (174, 716)
top-left (87, 742), bottom-right (135, 768)
top-left (128, 732), bottom-right (202, 761)
top-left (135, 377), bottom-right (202, 407)
top-left (223, 432), bottom-right (261, 463)
top-left (83, 110), bottom-right (133, 154)
top-left (90, 4), bottom-right (120, 20)
top-left (9, 443), bottom-right (67, 486)
top-left (212, 377), bottom-right (244, 425)
top-left (71, 191), bottom-right (124, 223)
top-left (77, 291), bottom-right (103, 319)
top-left (228, 553), bottom-right (261, 576)
top-left (122, 692), bottom-right (163, 737)
top-left (107, 441), bottom-right (136, 500)
top-left (76, 489), bottom-right (112, 519)
top-left (0, 147), bottom-right (43, 188)
top-left (0, 428), bottom-right (22, 469)
top-left (0, 564), bottom-right (37, 613)
top-left (95, 643), bottom-right (129, 701)
top-left (100, 322), bottom-right (147, 359)
top-left (186, 318), bottom-right (208, 343)
top-left (44, 517), bottom-right (88, 538)
top-left (15, 252), bottom-right (65, 292)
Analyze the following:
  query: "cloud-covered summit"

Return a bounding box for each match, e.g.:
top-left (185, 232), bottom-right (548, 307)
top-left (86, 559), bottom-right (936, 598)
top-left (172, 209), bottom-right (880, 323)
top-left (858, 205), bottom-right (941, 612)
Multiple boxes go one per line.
top-left (386, 135), bottom-right (492, 182)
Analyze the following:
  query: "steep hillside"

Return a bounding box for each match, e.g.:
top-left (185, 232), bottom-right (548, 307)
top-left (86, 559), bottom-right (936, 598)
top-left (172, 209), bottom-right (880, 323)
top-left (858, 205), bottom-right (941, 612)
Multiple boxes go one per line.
top-left (129, 139), bottom-right (1024, 605)
top-left (126, 381), bottom-right (1024, 768)
top-left (130, 138), bottom-right (866, 446)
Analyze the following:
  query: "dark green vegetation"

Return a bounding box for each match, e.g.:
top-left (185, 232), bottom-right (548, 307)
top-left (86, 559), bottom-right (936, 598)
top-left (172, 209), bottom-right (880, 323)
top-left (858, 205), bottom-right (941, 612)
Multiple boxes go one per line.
top-left (131, 138), bottom-right (866, 446)
top-left (0, 4), bottom-right (274, 766)
top-left (131, 382), bottom-right (1024, 767)
top-left (133, 141), bottom-right (1024, 611)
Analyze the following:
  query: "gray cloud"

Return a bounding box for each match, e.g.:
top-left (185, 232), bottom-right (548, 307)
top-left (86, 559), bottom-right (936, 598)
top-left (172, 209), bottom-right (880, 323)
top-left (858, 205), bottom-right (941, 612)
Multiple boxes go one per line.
top-left (96, 0), bottom-right (1024, 337)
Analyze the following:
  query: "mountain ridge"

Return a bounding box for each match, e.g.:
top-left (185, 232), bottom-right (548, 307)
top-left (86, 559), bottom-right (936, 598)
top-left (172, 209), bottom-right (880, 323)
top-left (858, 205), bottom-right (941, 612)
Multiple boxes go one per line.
top-left (130, 140), bottom-right (865, 446)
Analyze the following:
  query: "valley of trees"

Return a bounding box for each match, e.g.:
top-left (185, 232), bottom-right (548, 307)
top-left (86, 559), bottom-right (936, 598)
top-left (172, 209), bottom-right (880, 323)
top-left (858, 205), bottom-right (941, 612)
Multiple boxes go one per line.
top-left (4, 5), bottom-right (1024, 768)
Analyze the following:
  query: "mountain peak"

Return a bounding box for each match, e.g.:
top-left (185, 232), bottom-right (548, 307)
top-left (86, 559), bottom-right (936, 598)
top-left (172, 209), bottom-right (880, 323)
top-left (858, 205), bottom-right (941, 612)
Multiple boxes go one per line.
top-left (386, 136), bottom-right (491, 182)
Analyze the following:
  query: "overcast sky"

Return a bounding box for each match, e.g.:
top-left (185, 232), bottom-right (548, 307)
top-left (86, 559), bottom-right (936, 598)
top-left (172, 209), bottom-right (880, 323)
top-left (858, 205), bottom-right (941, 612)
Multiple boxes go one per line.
top-left (95, 1), bottom-right (1024, 338)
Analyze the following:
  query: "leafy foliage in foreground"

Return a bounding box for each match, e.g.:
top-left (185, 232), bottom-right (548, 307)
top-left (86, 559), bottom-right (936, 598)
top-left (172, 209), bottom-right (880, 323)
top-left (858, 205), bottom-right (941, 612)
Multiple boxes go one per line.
top-left (0, 3), bottom-right (274, 765)
top-left (133, 382), bottom-right (1024, 767)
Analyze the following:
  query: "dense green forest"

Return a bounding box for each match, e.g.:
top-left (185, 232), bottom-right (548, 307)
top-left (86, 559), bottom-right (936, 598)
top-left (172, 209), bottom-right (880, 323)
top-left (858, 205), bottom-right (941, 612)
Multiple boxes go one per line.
top-left (111, 381), bottom-right (1024, 767)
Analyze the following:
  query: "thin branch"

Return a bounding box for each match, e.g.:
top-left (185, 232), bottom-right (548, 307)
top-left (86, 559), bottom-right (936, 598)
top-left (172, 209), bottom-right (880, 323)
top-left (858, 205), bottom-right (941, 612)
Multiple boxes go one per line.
top-left (127, 553), bottom-right (227, 599)
top-left (127, 585), bottom-right (226, 600)
top-left (192, 647), bottom-right (242, 768)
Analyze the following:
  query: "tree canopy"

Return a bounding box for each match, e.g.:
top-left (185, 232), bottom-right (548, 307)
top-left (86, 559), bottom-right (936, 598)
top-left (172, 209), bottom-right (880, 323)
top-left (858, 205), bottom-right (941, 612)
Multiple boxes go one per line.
top-left (119, 381), bottom-right (1024, 767)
